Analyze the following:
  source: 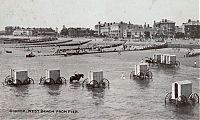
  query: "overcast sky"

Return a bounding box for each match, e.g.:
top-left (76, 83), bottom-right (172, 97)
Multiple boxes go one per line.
top-left (0, 0), bottom-right (199, 31)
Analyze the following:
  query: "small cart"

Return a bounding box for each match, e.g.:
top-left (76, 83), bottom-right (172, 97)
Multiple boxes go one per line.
top-left (4, 69), bottom-right (34, 85)
top-left (39, 69), bottom-right (66, 85)
top-left (165, 80), bottom-right (199, 106)
top-left (130, 63), bottom-right (153, 80)
top-left (82, 71), bottom-right (109, 88)
top-left (145, 54), bottom-right (180, 68)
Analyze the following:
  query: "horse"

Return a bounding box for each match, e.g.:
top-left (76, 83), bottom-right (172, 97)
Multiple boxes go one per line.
top-left (70, 74), bottom-right (84, 83)
top-left (145, 58), bottom-right (156, 65)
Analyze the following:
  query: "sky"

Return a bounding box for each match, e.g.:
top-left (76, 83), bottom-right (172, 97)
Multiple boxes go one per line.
top-left (0, 0), bottom-right (199, 31)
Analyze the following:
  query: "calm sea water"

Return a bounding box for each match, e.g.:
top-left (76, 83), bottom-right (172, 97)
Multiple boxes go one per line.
top-left (0, 47), bottom-right (199, 120)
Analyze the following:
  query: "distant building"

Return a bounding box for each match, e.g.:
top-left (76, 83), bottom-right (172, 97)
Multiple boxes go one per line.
top-left (123, 25), bottom-right (143, 38)
top-left (100, 23), bottom-right (110, 36)
top-left (175, 26), bottom-right (184, 33)
top-left (5, 26), bottom-right (20, 35)
top-left (5, 26), bottom-right (56, 36)
top-left (0, 30), bottom-right (6, 35)
top-left (183, 19), bottom-right (200, 38)
top-left (154, 19), bottom-right (176, 37)
top-left (32, 28), bottom-right (56, 36)
top-left (94, 22), bottom-right (105, 36)
top-left (60, 27), bottom-right (94, 37)
top-left (123, 24), bottom-right (157, 39)
top-left (95, 21), bottom-right (138, 38)
top-left (13, 29), bottom-right (33, 36)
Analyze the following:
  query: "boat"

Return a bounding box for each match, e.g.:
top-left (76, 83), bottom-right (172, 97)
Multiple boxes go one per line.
top-left (26, 52), bottom-right (35, 57)
top-left (5, 50), bottom-right (12, 53)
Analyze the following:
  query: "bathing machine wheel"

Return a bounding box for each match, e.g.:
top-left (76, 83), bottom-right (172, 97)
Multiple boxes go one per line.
top-left (39, 77), bottom-right (66, 85)
top-left (137, 72), bottom-right (145, 79)
top-left (23, 77), bottom-right (34, 84)
top-left (4, 75), bottom-right (34, 85)
top-left (56, 77), bottom-right (67, 84)
top-left (102, 78), bottom-right (110, 88)
top-left (39, 77), bottom-right (54, 85)
top-left (175, 95), bottom-right (188, 106)
top-left (88, 80), bottom-right (99, 88)
top-left (189, 93), bottom-right (199, 103)
top-left (130, 71), bottom-right (135, 79)
top-left (44, 78), bottom-right (55, 85)
top-left (169, 61), bottom-right (180, 68)
top-left (82, 78), bottom-right (110, 88)
top-left (175, 61), bottom-right (180, 67)
top-left (82, 78), bottom-right (89, 87)
top-left (165, 92), bottom-right (172, 104)
top-left (5, 75), bottom-right (13, 85)
top-left (144, 70), bottom-right (153, 79)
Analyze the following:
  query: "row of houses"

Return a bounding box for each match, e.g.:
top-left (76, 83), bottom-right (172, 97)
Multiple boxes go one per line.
top-left (1, 19), bottom-right (199, 38)
top-left (60, 26), bottom-right (95, 37)
top-left (183, 19), bottom-right (200, 38)
top-left (94, 19), bottom-right (200, 39)
top-left (4, 26), bottom-right (57, 36)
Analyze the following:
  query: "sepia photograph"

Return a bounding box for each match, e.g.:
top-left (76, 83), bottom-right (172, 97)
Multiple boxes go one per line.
top-left (0, 0), bottom-right (199, 119)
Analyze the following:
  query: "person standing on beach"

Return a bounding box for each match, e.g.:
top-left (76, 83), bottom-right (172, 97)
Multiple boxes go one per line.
top-left (194, 61), bottom-right (197, 67)
top-left (121, 72), bottom-right (125, 79)
top-left (141, 59), bottom-right (144, 63)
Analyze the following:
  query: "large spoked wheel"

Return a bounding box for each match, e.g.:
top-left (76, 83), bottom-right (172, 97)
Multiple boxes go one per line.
top-left (15, 79), bottom-right (22, 85)
top-left (44, 78), bottom-right (55, 85)
top-left (175, 61), bottom-right (180, 67)
top-left (137, 72), bottom-right (145, 79)
top-left (39, 76), bottom-right (46, 85)
top-left (5, 75), bottom-right (13, 85)
top-left (145, 71), bottom-right (153, 79)
top-left (82, 78), bottom-right (89, 87)
top-left (176, 95), bottom-right (188, 106)
top-left (130, 71), bottom-right (135, 79)
top-left (189, 93), bottom-right (199, 103)
top-left (101, 78), bottom-right (110, 88)
top-left (28, 77), bottom-right (34, 84)
top-left (56, 77), bottom-right (66, 84)
top-left (89, 80), bottom-right (99, 88)
top-left (165, 92), bottom-right (172, 104)
top-left (23, 77), bottom-right (34, 84)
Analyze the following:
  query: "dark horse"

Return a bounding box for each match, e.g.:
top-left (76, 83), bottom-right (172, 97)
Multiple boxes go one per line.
top-left (70, 74), bottom-right (84, 83)
top-left (145, 57), bottom-right (156, 65)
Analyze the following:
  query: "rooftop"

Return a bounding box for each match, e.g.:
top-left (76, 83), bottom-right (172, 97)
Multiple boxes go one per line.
top-left (174, 80), bottom-right (192, 85)
top-left (157, 19), bottom-right (175, 24)
top-left (183, 20), bottom-right (200, 25)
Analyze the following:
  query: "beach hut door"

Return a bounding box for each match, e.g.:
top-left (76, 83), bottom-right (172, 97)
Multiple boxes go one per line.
top-left (175, 83), bottom-right (178, 98)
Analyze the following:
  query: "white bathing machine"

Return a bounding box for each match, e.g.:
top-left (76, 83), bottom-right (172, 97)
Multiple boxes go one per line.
top-left (130, 63), bottom-right (152, 79)
top-left (46, 69), bottom-right (60, 81)
top-left (166, 55), bottom-right (176, 65)
top-left (82, 70), bottom-right (109, 88)
top-left (4, 68), bottom-right (34, 85)
top-left (39, 69), bottom-right (66, 85)
top-left (165, 80), bottom-right (199, 105)
top-left (161, 54), bottom-right (169, 64)
top-left (89, 71), bottom-right (103, 83)
top-left (11, 69), bottom-right (28, 84)
top-left (153, 53), bottom-right (162, 63)
top-left (146, 54), bottom-right (180, 67)
top-left (134, 63), bottom-right (149, 76)
top-left (171, 80), bottom-right (192, 99)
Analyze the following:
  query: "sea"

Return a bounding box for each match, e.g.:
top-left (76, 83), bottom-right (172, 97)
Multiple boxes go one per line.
top-left (0, 47), bottom-right (199, 120)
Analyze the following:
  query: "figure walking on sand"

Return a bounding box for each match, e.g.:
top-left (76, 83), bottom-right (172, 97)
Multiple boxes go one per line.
top-left (121, 72), bottom-right (125, 79)
top-left (194, 61), bottom-right (197, 67)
